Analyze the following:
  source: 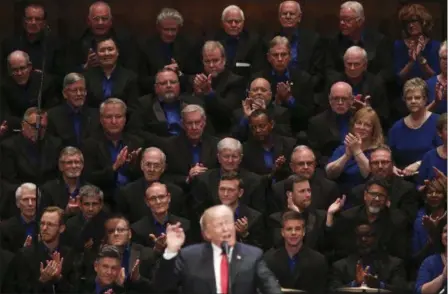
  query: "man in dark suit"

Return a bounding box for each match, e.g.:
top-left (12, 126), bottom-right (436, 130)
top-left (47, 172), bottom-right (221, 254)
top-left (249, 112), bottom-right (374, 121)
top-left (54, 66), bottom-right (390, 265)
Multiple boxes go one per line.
top-left (2, 206), bottom-right (77, 294)
top-left (84, 37), bottom-right (140, 113)
top-left (218, 172), bottom-right (265, 249)
top-left (328, 222), bottom-right (407, 292)
top-left (325, 1), bottom-right (393, 83)
top-left (254, 36), bottom-right (314, 133)
top-left (209, 5), bottom-right (264, 80)
top-left (139, 8), bottom-right (201, 94)
top-left (0, 107), bottom-right (62, 187)
top-left (82, 98), bottom-right (143, 209)
top-left (268, 175), bottom-right (327, 251)
top-left (263, 1), bottom-right (326, 89)
top-left (348, 145), bottom-right (419, 224)
top-left (191, 137), bottom-right (267, 216)
top-left (117, 147), bottom-right (187, 223)
top-left (191, 41), bottom-right (246, 135)
top-left (153, 204), bottom-right (282, 294)
top-left (308, 82), bottom-right (354, 165)
top-left (40, 146), bottom-right (88, 215)
top-left (264, 211), bottom-right (328, 294)
top-left (64, 1), bottom-right (139, 74)
top-left (232, 77), bottom-right (292, 141)
top-left (270, 146), bottom-right (340, 213)
top-left (47, 72), bottom-right (100, 147)
top-left (1, 51), bottom-right (57, 130)
top-left (131, 182), bottom-right (192, 250)
top-left (0, 183), bottom-right (38, 253)
top-left (0, 245), bottom-right (14, 293)
top-left (242, 109), bottom-right (296, 182)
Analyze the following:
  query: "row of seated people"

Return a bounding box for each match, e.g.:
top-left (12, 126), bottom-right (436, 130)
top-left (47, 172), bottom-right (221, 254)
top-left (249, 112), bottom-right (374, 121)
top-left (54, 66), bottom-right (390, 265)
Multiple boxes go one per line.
top-left (0, 172), bottom-right (446, 293)
top-left (1, 1), bottom-right (446, 130)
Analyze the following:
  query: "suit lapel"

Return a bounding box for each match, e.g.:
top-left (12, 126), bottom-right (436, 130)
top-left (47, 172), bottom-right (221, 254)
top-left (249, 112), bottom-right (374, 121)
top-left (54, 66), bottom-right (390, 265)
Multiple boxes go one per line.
top-left (230, 243), bottom-right (243, 289)
top-left (152, 100), bottom-right (167, 122)
top-left (210, 170), bottom-right (221, 204)
top-left (111, 67), bottom-right (127, 98)
top-left (128, 245), bottom-right (140, 273)
top-left (326, 111), bottom-right (340, 141)
top-left (234, 33), bottom-right (251, 62)
top-left (201, 243), bottom-right (217, 293)
top-left (91, 68), bottom-right (105, 102)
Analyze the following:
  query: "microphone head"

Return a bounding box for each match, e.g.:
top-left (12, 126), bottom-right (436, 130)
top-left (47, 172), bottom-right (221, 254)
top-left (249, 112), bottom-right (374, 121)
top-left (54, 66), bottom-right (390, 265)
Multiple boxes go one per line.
top-left (221, 241), bottom-right (229, 253)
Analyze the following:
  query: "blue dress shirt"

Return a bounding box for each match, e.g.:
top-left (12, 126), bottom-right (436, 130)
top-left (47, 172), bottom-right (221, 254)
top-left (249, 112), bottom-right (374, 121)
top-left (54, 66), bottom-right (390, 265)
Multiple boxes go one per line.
top-left (160, 101), bottom-right (182, 135)
top-left (20, 216), bottom-right (36, 238)
top-left (191, 143), bottom-right (201, 165)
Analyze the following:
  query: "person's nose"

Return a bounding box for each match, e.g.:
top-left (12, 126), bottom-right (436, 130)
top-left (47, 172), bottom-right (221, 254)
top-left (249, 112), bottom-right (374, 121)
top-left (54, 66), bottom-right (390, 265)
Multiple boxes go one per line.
top-left (350, 64), bottom-right (356, 70)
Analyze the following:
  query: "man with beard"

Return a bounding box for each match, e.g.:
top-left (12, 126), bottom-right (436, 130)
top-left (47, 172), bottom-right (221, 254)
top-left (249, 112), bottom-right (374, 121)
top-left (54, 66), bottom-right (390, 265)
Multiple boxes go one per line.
top-left (349, 145), bottom-right (419, 223)
top-left (40, 146), bottom-right (89, 215)
top-left (328, 222), bottom-right (407, 292)
top-left (264, 211), bottom-right (327, 294)
top-left (326, 177), bottom-right (409, 262)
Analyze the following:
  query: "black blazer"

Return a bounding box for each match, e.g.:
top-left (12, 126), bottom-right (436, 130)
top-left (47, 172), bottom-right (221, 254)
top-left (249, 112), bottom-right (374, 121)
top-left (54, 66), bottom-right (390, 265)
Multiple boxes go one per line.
top-left (264, 246), bottom-right (328, 294)
top-left (241, 134), bottom-right (296, 181)
top-left (0, 134), bottom-right (62, 186)
top-left (116, 177), bottom-right (187, 224)
top-left (40, 177), bottom-right (89, 211)
top-left (191, 168), bottom-right (267, 215)
top-left (328, 253), bottom-right (407, 292)
top-left (348, 176), bottom-right (419, 224)
top-left (131, 213), bottom-right (192, 247)
top-left (267, 209), bottom-right (327, 251)
top-left (235, 204), bottom-right (266, 249)
top-left (0, 248), bottom-right (14, 293)
top-left (231, 104), bottom-right (292, 142)
top-left (84, 65), bottom-right (140, 112)
top-left (269, 169), bottom-right (340, 213)
top-left (46, 103), bottom-right (100, 147)
top-left (0, 215), bottom-right (38, 253)
top-left (153, 242), bottom-right (281, 294)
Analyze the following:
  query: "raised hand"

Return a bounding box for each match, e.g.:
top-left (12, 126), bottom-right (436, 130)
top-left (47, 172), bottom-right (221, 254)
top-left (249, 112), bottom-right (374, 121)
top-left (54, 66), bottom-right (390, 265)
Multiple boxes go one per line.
top-left (188, 163), bottom-right (208, 181)
top-left (328, 195), bottom-right (346, 216)
top-left (435, 82), bottom-right (446, 103)
top-left (242, 99), bottom-right (254, 118)
top-left (83, 48), bottom-right (100, 70)
top-left (352, 94), bottom-right (371, 111)
top-left (164, 58), bottom-right (179, 72)
top-left (251, 98), bottom-right (266, 110)
top-left (165, 222), bottom-right (185, 253)
top-left (112, 146), bottom-right (129, 171)
top-left (116, 267), bottom-right (126, 286)
top-left (84, 238), bottom-right (94, 249)
top-left (355, 261), bottom-right (366, 285)
top-left (345, 133), bottom-right (362, 155)
top-left (66, 195), bottom-right (81, 214)
top-left (364, 273), bottom-right (380, 288)
top-left (273, 155), bottom-right (286, 172)
top-left (402, 162), bottom-right (420, 177)
top-left (23, 235), bottom-right (33, 247)
top-left (275, 82), bottom-right (291, 103)
top-left (149, 233), bottom-right (167, 252)
top-left (235, 217), bottom-right (249, 236)
top-left (130, 259), bottom-right (140, 281)
top-left (193, 74), bottom-right (208, 95)
top-left (126, 147), bottom-right (142, 164)
top-left (51, 252), bottom-right (64, 279)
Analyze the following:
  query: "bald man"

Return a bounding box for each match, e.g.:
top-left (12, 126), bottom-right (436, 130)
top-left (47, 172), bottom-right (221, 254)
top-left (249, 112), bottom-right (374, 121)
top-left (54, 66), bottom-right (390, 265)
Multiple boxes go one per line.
top-left (154, 204), bottom-right (282, 294)
top-left (231, 77), bottom-right (292, 141)
top-left (65, 1), bottom-right (139, 73)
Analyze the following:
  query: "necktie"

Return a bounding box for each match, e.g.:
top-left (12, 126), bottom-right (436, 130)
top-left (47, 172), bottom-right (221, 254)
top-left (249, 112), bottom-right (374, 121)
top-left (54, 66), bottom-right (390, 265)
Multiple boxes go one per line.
top-left (220, 252), bottom-right (229, 294)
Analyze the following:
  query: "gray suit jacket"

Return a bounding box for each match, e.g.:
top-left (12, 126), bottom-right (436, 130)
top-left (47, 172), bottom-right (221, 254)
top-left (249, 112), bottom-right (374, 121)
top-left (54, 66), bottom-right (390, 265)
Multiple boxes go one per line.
top-left (154, 242), bottom-right (282, 294)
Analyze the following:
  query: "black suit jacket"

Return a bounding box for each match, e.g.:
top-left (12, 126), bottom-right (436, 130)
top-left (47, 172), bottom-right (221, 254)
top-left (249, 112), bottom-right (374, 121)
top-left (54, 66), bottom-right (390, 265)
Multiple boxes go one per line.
top-left (0, 248), bottom-right (14, 293)
top-left (153, 242), bottom-right (282, 294)
top-left (0, 215), bottom-right (38, 253)
top-left (46, 103), bottom-right (100, 147)
top-left (84, 65), bottom-right (140, 112)
top-left (131, 213), bottom-right (192, 247)
top-left (0, 134), bottom-right (62, 185)
top-left (267, 209), bottom-right (327, 251)
top-left (269, 169), bottom-right (340, 213)
top-left (231, 104), bottom-right (292, 142)
top-left (116, 177), bottom-right (187, 223)
top-left (40, 177), bottom-right (89, 211)
top-left (348, 176), bottom-right (419, 225)
top-left (242, 134), bottom-right (296, 181)
top-left (192, 70), bottom-right (246, 135)
top-left (235, 204), bottom-right (266, 249)
top-left (328, 253), bottom-right (407, 292)
top-left (191, 168), bottom-right (267, 215)
top-left (264, 246), bottom-right (328, 294)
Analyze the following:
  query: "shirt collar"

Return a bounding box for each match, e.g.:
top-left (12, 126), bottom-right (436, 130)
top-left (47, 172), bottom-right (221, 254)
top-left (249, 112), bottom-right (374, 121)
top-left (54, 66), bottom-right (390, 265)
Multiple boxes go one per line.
top-left (211, 242), bottom-right (233, 256)
top-left (66, 102), bottom-right (83, 114)
top-left (153, 214), bottom-right (169, 226)
top-left (271, 68), bottom-right (290, 79)
top-left (20, 215), bottom-right (36, 225)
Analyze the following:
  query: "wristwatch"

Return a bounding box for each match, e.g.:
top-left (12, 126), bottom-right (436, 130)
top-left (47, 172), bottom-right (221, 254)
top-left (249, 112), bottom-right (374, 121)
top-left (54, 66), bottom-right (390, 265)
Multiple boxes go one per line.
top-left (418, 56), bottom-right (428, 65)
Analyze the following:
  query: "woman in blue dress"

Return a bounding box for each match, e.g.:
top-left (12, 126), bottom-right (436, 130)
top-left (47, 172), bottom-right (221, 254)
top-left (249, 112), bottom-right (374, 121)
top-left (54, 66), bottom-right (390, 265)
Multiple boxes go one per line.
top-left (426, 41), bottom-right (447, 114)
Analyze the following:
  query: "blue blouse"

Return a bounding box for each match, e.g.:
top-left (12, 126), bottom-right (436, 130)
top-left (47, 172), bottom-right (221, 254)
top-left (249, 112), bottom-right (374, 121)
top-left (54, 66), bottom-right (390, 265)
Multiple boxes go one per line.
top-left (418, 148), bottom-right (447, 186)
top-left (426, 76), bottom-right (447, 114)
top-left (328, 145), bottom-right (372, 195)
top-left (388, 113), bottom-right (442, 168)
top-left (412, 208), bottom-right (429, 257)
top-left (415, 254), bottom-right (446, 294)
top-left (393, 39), bottom-right (441, 80)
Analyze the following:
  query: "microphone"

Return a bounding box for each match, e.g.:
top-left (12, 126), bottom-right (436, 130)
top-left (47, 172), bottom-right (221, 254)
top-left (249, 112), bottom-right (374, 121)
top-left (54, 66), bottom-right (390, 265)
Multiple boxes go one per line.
top-left (221, 241), bottom-right (230, 257)
top-left (44, 24), bottom-right (51, 34)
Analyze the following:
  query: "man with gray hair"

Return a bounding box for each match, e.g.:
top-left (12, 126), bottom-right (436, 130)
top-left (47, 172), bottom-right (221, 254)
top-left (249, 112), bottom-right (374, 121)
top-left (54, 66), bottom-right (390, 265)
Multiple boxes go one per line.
top-left (139, 7), bottom-right (201, 94)
top-left (46, 72), bottom-right (100, 147)
top-left (191, 137), bottom-right (266, 216)
top-left (325, 1), bottom-right (393, 82)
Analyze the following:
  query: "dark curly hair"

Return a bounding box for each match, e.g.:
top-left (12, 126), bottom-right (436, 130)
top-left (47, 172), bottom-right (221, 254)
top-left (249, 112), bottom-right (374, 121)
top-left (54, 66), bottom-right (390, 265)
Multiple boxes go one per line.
top-left (398, 4), bottom-right (434, 37)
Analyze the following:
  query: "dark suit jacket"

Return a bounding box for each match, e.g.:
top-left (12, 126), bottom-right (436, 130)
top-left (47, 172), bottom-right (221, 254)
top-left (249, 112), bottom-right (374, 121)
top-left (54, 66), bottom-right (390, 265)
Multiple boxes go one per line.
top-left (0, 134), bottom-right (62, 185)
top-left (46, 103), bottom-right (100, 147)
top-left (191, 70), bottom-right (245, 135)
top-left (82, 132), bottom-right (143, 206)
top-left (191, 168), bottom-right (267, 215)
top-left (252, 68), bottom-right (314, 132)
top-left (348, 176), bottom-right (419, 225)
top-left (267, 209), bottom-right (327, 251)
top-left (269, 169), bottom-right (340, 213)
top-left (241, 134), bottom-right (296, 181)
top-left (84, 65), bottom-right (140, 112)
top-left (328, 253), bottom-right (407, 292)
top-left (0, 181), bottom-right (19, 221)
top-left (264, 246), bottom-right (328, 294)
top-left (139, 34), bottom-right (201, 94)
top-left (3, 243), bottom-right (76, 294)
top-left (0, 215), bottom-right (38, 253)
top-left (209, 29), bottom-right (264, 78)
top-left (235, 204), bottom-right (266, 249)
top-left (0, 248), bottom-right (14, 292)
top-left (116, 177), bottom-right (187, 224)
top-left (131, 213), bottom-right (192, 247)
top-left (153, 242), bottom-right (282, 294)
top-left (40, 177), bottom-right (89, 211)
top-left (231, 104), bottom-right (292, 142)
